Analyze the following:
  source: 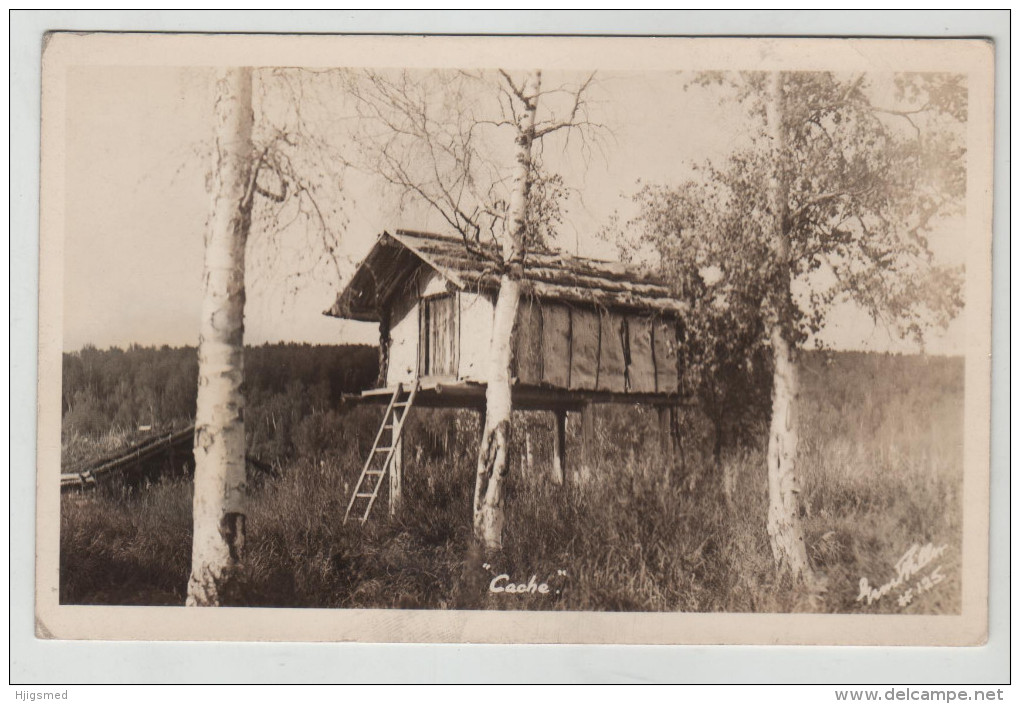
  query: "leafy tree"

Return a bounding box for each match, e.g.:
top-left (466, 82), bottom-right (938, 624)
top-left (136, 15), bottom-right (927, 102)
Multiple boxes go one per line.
top-left (635, 70), bottom-right (965, 584)
top-left (629, 183), bottom-right (772, 467)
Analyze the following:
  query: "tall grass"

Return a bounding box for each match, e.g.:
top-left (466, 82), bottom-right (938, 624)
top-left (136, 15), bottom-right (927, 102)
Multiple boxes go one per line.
top-left (60, 352), bottom-right (964, 613)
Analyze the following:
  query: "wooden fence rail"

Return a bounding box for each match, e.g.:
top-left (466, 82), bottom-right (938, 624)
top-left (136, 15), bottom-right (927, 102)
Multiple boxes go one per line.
top-left (60, 425), bottom-right (276, 492)
top-left (60, 425), bottom-right (195, 491)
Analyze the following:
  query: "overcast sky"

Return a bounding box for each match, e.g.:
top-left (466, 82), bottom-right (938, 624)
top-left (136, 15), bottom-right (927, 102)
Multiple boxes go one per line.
top-left (62, 66), bottom-right (965, 355)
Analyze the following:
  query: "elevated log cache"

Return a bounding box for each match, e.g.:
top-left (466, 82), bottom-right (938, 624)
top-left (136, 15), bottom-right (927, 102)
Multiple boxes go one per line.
top-left (330, 229), bottom-right (692, 503)
top-left (327, 230), bottom-right (687, 403)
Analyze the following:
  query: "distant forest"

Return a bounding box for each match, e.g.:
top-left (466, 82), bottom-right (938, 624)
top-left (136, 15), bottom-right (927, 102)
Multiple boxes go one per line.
top-left (62, 343), bottom-right (962, 475)
top-left (62, 343), bottom-right (379, 464)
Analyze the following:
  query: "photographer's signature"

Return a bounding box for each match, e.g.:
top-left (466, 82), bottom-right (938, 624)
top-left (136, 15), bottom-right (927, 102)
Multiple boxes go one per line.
top-left (856, 542), bottom-right (949, 608)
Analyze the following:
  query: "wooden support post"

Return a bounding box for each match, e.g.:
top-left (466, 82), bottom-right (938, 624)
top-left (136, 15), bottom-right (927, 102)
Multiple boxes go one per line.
top-left (377, 311), bottom-right (391, 389)
top-left (389, 409), bottom-right (403, 515)
top-left (551, 409), bottom-right (567, 485)
top-left (523, 420), bottom-right (535, 478)
top-left (671, 405), bottom-right (686, 483)
top-left (658, 406), bottom-right (674, 486)
top-left (581, 404), bottom-right (596, 479)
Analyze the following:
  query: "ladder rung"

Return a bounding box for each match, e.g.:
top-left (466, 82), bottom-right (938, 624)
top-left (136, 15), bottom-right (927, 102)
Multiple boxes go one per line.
top-left (393, 402), bottom-right (409, 407)
top-left (383, 424), bottom-right (395, 430)
top-left (365, 469), bottom-right (384, 475)
top-left (374, 446), bottom-right (394, 453)
top-left (356, 492), bottom-right (375, 498)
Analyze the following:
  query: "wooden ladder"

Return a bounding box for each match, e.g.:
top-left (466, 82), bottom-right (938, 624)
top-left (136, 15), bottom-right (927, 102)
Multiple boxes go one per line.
top-left (343, 381), bottom-right (418, 524)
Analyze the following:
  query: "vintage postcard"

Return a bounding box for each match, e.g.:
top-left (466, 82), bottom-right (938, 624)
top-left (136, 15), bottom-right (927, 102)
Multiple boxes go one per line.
top-left (36, 33), bottom-right (994, 645)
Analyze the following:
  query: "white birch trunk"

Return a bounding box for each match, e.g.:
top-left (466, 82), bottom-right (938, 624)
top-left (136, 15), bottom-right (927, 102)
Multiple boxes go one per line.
top-left (473, 69), bottom-right (541, 551)
top-left (764, 71), bottom-right (814, 583)
top-left (187, 66), bottom-right (254, 606)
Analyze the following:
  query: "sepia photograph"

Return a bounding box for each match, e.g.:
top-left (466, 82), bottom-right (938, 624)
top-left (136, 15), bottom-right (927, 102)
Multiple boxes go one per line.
top-left (34, 31), bottom-right (994, 647)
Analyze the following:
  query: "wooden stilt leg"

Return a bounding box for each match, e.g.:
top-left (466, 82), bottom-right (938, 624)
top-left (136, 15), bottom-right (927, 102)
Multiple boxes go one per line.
top-left (551, 409), bottom-right (566, 485)
top-left (581, 404), bottom-right (596, 481)
top-left (671, 406), bottom-right (686, 484)
top-left (390, 410), bottom-right (403, 515)
top-left (523, 419), bottom-right (534, 478)
top-left (659, 406), bottom-right (673, 486)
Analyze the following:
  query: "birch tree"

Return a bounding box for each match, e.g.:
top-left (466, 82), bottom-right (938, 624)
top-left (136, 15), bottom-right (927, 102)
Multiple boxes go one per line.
top-left (472, 70), bottom-right (540, 550)
top-left (633, 70), bottom-right (965, 584)
top-left (187, 67), bottom-right (349, 605)
top-left (349, 68), bottom-right (600, 551)
top-left (762, 71), bottom-right (812, 581)
top-left (187, 66), bottom-right (254, 605)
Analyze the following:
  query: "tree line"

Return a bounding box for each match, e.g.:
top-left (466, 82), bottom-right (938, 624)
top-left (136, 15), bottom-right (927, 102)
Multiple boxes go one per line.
top-left (62, 343), bottom-right (378, 443)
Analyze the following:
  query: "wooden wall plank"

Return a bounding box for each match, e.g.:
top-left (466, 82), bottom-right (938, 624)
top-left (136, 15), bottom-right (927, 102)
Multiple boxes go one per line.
top-left (457, 292), bottom-right (494, 383)
top-left (514, 298), bottom-right (544, 385)
top-left (626, 315), bottom-right (656, 393)
top-left (429, 299), bottom-right (441, 374)
top-left (422, 294), bottom-right (458, 377)
top-left (418, 299), bottom-right (428, 377)
top-left (441, 295), bottom-right (458, 376)
top-left (597, 310), bottom-right (627, 393)
top-left (435, 298), bottom-right (446, 375)
top-left (541, 302), bottom-right (571, 388)
top-left (569, 308), bottom-right (600, 390)
top-left (653, 319), bottom-right (679, 394)
top-left (386, 289), bottom-right (419, 386)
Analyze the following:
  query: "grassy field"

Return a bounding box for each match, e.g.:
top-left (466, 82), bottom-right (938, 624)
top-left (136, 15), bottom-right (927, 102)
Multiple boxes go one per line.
top-left (59, 350), bottom-right (964, 613)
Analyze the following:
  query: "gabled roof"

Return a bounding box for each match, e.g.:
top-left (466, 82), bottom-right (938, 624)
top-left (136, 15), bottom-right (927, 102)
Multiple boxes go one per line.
top-left (326, 229), bottom-right (686, 322)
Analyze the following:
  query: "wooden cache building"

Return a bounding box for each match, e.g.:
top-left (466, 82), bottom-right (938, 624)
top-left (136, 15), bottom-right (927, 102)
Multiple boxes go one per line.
top-left (326, 230), bottom-right (688, 522)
